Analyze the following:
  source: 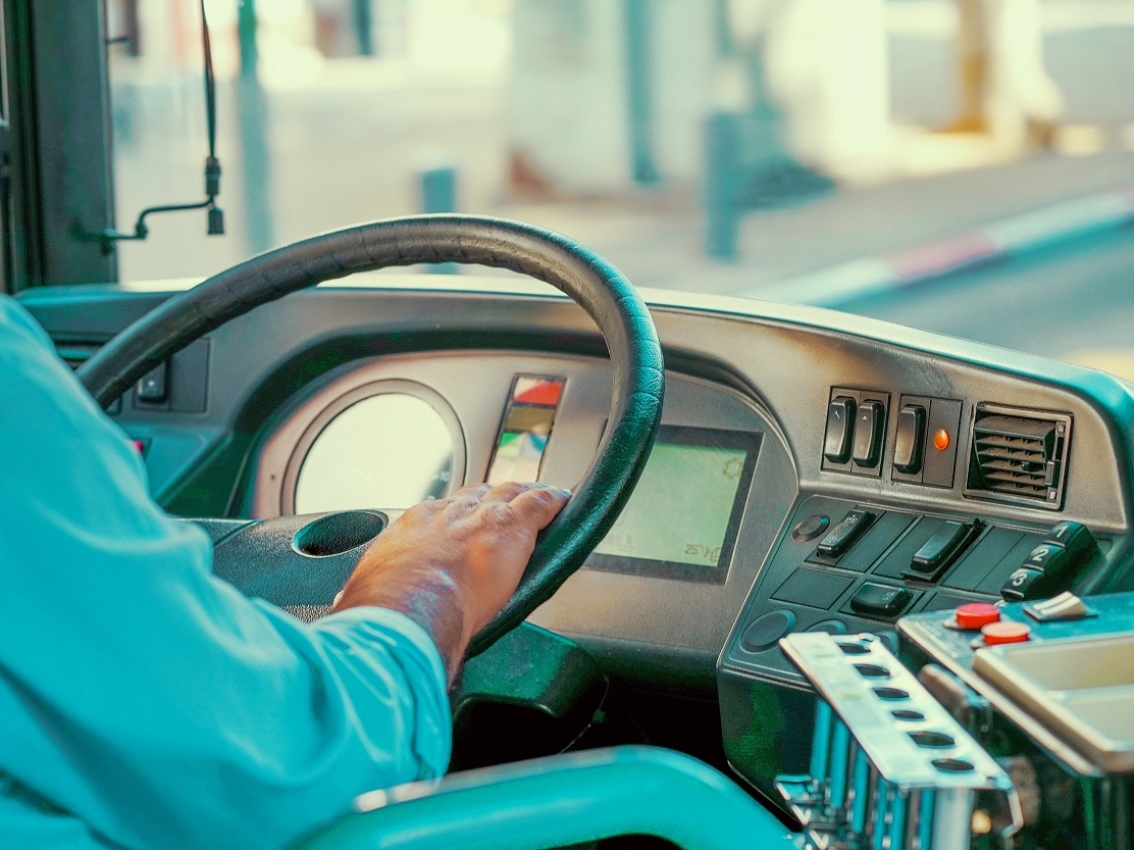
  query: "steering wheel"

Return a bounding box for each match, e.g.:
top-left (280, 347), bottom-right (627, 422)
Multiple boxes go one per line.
top-left (78, 216), bottom-right (664, 657)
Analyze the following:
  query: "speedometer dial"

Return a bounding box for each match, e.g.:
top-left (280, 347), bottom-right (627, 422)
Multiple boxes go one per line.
top-left (294, 390), bottom-right (460, 513)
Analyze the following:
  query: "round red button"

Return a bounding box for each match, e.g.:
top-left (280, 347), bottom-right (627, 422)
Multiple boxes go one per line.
top-left (955, 602), bottom-right (1000, 630)
top-left (981, 621), bottom-right (1031, 645)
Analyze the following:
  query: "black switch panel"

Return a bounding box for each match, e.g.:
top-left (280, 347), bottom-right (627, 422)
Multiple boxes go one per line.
top-left (893, 404), bottom-right (926, 473)
top-left (824, 397), bottom-right (856, 463)
top-left (849, 582), bottom-right (914, 619)
top-left (822, 388), bottom-right (890, 478)
top-left (815, 509), bottom-right (876, 559)
top-left (1044, 521), bottom-right (1098, 561)
top-left (904, 520), bottom-right (977, 582)
top-left (1000, 567), bottom-right (1050, 602)
top-left (1020, 542), bottom-right (1071, 576)
top-left (852, 400), bottom-right (886, 467)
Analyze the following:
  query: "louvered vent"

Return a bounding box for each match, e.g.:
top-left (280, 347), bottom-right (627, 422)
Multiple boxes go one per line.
top-left (965, 404), bottom-right (1071, 510)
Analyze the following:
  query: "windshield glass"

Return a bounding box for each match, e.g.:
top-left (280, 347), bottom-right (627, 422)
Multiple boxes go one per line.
top-left (106, 0), bottom-right (1134, 377)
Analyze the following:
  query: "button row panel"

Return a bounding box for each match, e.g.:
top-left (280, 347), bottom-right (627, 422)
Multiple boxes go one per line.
top-left (723, 494), bottom-right (1109, 688)
top-left (821, 387), bottom-right (962, 488)
top-left (821, 388), bottom-right (890, 478)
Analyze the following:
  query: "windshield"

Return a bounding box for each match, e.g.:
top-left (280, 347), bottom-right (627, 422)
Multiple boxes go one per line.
top-left (106, 0), bottom-right (1134, 377)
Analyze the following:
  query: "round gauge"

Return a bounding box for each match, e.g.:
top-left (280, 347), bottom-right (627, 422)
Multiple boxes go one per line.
top-left (291, 383), bottom-right (464, 514)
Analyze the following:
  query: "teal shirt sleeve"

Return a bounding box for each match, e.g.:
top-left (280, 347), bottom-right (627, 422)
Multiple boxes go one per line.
top-left (0, 296), bottom-right (451, 850)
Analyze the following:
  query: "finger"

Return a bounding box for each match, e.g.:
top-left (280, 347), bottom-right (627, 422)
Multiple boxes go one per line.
top-left (508, 485), bottom-right (571, 529)
top-left (480, 481), bottom-right (552, 504)
top-left (449, 483), bottom-right (492, 501)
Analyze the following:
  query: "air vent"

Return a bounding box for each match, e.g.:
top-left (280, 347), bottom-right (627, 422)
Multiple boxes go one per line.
top-left (965, 404), bottom-right (1071, 510)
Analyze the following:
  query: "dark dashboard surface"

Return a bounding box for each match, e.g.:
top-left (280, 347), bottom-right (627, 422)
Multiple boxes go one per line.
top-left (20, 277), bottom-right (1134, 689)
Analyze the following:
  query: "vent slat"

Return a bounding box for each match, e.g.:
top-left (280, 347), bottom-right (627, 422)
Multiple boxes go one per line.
top-left (979, 458), bottom-right (1046, 473)
top-left (978, 450), bottom-right (1046, 464)
top-left (969, 409), bottom-right (1066, 506)
top-left (985, 473), bottom-right (1047, 487)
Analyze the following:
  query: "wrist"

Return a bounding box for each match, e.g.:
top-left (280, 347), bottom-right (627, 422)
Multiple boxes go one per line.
top-left (335, 564), bottom-right (470, 680)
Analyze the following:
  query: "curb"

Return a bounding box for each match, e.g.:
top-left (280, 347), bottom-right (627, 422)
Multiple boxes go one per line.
top-left (743, 186), bottom-right (1134, 308)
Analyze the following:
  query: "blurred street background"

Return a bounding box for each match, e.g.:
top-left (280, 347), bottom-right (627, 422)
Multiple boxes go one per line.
top-left (106, 0), bottom-right (1134, 376)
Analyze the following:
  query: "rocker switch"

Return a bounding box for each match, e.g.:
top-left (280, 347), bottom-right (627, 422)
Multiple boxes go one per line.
top-left (136, 363), bottom-right (168, 403)
top-left (906, 520), bottom-right (975, 582)
top-left (824, 397), bottom-right (856, 463)
top-left (816, 509), bottom-right (876, 559)
top-left (852, 401), bottom-right (885, 467)
top-left (893, 404), bottom-right (926, 473)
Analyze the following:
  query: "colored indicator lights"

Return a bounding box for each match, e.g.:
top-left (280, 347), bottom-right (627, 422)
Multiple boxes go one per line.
top-left (932, 429), bottom-right (950, 451)
top-left (513, 377), bottom-right (563, 407)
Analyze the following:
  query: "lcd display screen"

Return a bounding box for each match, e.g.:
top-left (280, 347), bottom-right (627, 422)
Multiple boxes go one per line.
top-left (586, 426), bottom-right (761, 583)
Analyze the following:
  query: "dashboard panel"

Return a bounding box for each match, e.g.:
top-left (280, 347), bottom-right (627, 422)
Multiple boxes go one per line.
top-left (20, 277), bottom-right (1134, 688)
top-left (251, 349), bottom-right (799, 663)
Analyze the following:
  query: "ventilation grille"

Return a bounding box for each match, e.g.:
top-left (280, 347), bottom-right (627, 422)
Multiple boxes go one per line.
top-left (966, 405), bottom-right (1071, 509)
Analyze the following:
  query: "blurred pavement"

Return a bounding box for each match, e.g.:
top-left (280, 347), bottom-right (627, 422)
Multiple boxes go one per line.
top-left (111, 1), bottom-right (1134, 300)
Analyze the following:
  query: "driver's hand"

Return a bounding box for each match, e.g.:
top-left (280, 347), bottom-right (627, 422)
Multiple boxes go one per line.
top-left (332, 482), bottom-right (570, 679)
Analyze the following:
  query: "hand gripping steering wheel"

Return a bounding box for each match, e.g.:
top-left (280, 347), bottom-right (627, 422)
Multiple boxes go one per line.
top-left (78, 216), bottom-right (664, 657)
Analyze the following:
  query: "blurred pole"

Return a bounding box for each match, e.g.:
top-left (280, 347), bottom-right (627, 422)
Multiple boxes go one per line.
top-left (419, 164), bottom-right (458, 274)
top-left (623, 0), bottom-right (658, 185)
top-left (238, 0), bottom-right (275, 254)
top-left (353, 0), bottom-right (374, 56)
top-left (123, 0), bottom-right (141, 56)
top-left (951, 0), bottom-right (990, 132)
top-left (704, 112), bottom-right (741, 260)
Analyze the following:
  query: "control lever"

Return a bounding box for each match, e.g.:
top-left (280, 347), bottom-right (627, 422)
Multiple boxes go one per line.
top-left (917, 664), bottom-right (993, 740)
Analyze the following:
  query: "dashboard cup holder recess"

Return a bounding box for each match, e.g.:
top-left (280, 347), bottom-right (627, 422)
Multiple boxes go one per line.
top-left (293, 511), bottom-right (388, 558)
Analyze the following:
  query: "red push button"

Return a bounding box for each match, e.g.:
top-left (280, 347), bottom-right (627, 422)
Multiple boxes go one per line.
top-left (955, 602), bottom-right (1000, 630)
top-left (981, 621), bottom-right (1031, 645)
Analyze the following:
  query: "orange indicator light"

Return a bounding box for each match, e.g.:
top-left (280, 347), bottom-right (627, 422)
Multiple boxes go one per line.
top-left (932, 429), bottom-right (950, 451)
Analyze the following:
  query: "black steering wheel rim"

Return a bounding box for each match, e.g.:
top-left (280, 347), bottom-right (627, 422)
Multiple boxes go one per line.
top-left (78, 215), bottom-right (665, 657)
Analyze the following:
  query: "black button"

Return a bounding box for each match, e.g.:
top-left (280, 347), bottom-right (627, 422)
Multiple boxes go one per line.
top-left (905, 521), bottom-right (975, 582)
top-left (792, 514), bottom-right (830, 543)
top-left (850, 582), bottom-right (913, 619)
top-left (807, 619), bottom-right (847, 635)
top-left (852, 400), bottom-right (885, 467)
top-left (1021, 542), bottom-right (1070, 576)
top-left (816, 509), bottom-right (876, 559)
top-left (837, 640), bottom-right (872, 655)
top-left (824, 397), bottom-right (856, 463)
top-left (740, 610), bottom-right (796, 652)
top-left (893, 404), bottom-right (926, 474)
top-left (1044, 521), bottom-right (1097, 559)
top-left (136, 363), bottom-right (168, 403)
top-left (1000, 567), bottom-right (1051, 602)
top-left (910, 731), bottom-right (955, 749)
